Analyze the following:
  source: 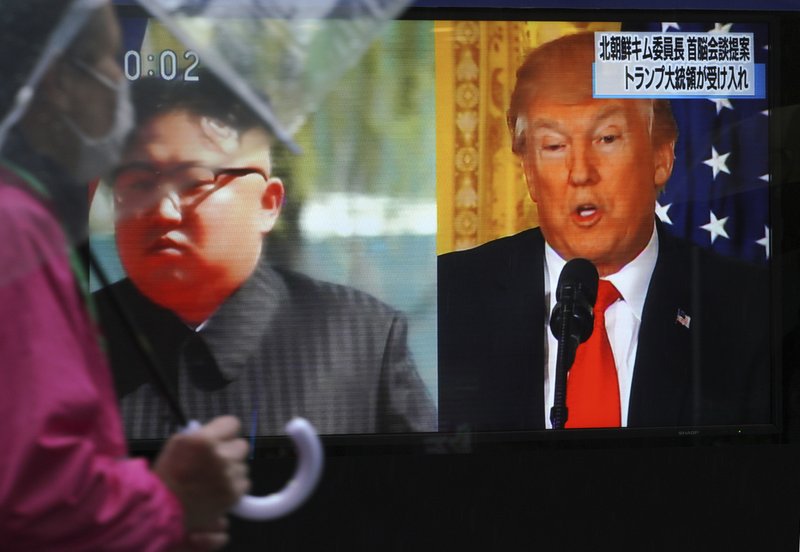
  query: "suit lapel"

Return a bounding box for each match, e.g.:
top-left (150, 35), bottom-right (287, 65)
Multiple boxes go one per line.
top-left (485, 229), bottom-right (547, 430)
top-left (201, 258), bottom-right (286, 382)
top-left (628, 226), bottom-right (693, 427)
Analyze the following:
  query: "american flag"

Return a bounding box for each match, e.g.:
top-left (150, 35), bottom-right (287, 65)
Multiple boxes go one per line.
top-left (676, 308), bottom-right (692, 329)
top-left (624, 21), bottom-right (771, 264)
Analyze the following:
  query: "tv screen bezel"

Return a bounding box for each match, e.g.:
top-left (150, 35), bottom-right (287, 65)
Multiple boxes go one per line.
top-left (104, 3), bottom-right (799, 455)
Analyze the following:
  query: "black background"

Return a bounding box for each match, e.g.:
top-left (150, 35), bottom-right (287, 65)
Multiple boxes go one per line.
top-left (226, 444), bottom-right (800, 551)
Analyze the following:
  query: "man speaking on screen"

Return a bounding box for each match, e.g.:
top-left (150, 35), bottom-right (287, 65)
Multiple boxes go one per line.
top-left (438, 31), bottom-right (770, 431)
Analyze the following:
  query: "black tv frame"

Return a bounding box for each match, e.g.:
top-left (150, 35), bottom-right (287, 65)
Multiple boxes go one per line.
top-left (105, 3), bottom-right (800, 456)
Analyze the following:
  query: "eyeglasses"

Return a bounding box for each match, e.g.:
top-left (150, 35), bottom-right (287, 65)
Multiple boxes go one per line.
top-left (112, 164), bottom-right (268, 213)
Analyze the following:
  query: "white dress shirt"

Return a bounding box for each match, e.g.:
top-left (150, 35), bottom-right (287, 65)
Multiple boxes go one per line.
top-left (543, 225), bottom-right (659, 428)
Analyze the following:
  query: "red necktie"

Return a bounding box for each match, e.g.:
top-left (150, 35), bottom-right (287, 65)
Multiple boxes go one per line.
top-left (565, 279), bottom-right (622, 428)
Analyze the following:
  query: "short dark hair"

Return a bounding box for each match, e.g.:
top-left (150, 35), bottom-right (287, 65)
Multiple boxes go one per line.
top-left (0, 1), bottom-right (72, 118)
top-left (131, 70), bottom-right (267, 137)
top-left (507, 32), bottom-right (678, 155)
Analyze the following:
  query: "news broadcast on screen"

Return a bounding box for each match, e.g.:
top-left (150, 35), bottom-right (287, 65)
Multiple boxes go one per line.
top-left (86, 3), bottom-right (796, 449)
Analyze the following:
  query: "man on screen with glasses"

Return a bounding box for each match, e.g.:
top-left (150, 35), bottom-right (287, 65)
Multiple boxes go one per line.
top-left (94, 76), bottom-right (435, 440)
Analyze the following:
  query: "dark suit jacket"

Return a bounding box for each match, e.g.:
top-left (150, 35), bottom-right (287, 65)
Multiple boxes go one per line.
top-left (438, 224), bottom-right (771, 431)
top-left (94, 258), bottom-right (436, 439)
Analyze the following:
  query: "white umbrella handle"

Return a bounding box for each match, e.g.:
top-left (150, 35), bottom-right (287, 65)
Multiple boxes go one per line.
top-left (183, 417), bottom-right (324, 521)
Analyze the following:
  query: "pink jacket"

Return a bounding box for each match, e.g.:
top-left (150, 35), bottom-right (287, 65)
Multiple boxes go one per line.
top-left (0, 177), bottom-right (184, 551)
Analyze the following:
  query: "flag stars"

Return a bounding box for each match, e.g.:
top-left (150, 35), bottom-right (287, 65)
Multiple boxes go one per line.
top-left (701, 211), bottom-right (730, 244)
top-left (708, 98), bottom-right (733, 115)
top-left (709, 22), bottom-right (733, 34)
top-left (703, 146), bottom-right (731, 179)
top-left (757, 226), bottom-right (770, 259)
top-left (655, 201), bottom-right (673, 225)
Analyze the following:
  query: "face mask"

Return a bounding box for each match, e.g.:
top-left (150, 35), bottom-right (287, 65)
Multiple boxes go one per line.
top-left (61, 58), bottom-right (134, 182)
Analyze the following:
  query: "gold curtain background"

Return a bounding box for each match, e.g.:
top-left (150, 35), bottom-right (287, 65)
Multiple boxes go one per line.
top-left (436, 21), bottom-right (621, 254)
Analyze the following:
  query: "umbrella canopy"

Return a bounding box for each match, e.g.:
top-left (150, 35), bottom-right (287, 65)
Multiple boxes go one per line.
top-left (0, 0), bottom-right (413, 248)
top-left (1, 0), bottom-right (413, 154)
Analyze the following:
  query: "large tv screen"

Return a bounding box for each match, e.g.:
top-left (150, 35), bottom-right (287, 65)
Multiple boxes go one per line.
top-left (90, 3), bottom-right (798, 448)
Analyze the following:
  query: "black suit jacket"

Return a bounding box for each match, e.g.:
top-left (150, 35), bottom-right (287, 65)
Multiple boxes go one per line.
top-left (94, 259), bottom-right (436, 439)
top-left (438, 224), bottom-right (771, 431)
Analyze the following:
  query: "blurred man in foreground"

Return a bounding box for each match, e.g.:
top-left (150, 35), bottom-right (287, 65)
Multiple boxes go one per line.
top-left (0, 2), bottom-right (249, 549)
top-left (94, 75), bottom-right (436, 439)
top-left (438, 32), bottom-right (769, 431)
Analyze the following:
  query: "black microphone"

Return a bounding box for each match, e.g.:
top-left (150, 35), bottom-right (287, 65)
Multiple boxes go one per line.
top-left (549, 258), bottom-right (599, 429)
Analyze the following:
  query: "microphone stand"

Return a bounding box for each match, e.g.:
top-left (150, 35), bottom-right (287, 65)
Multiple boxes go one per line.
top-left (549, 284), bottom-right (576, 430)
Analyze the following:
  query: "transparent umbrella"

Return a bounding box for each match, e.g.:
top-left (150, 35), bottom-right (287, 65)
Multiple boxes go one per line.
top-left (136, 0), bottom-right (414, 150)
top-left (0, 0), bottom-right (414, 521)
top-left (1, 0), bottom-right (413, 217)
